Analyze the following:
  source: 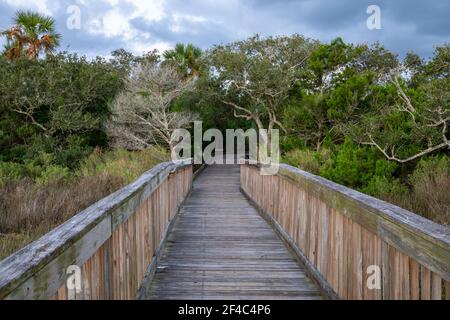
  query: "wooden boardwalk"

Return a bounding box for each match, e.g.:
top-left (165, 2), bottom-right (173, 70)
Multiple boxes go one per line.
top-left (143, 165), bottom-right (322, 300)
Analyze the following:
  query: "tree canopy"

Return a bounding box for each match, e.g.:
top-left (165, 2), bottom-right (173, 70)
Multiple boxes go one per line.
top-left (163, 43), bottom-right (203, 79)
top-left (203, 34), bottom-right (318, 147)
top-left (0, 11), bottom-right (448, 224)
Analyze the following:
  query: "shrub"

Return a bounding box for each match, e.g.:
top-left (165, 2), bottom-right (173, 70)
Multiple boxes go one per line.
top-left (0, 53), bottom-right (121, 169)
top-left (280, 136), bottom-right (306, 153)
top-left (36, 165), bottom-right (71, 184)
top-left (319, 139), bottom-right (397, 189)
top-left (80, 147), bottom-right (168, 183)
top-left (360, 156), bottom-right (449, 226)
top-left (361, 176), bottom-right (410, 203)
top-left (409, 157), bottom-right (449, 224)
top-left (0, 161), bottom-right (27, 182)
top-left (283, 148), bottom-right (332, 175)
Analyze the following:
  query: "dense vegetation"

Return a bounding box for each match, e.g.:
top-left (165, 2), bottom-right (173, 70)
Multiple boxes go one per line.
top-left (0, 11), bottom-right (448, 259)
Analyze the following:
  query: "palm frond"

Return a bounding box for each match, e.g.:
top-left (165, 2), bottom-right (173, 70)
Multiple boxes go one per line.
top-left (3, 10), bottom-right (61, 60)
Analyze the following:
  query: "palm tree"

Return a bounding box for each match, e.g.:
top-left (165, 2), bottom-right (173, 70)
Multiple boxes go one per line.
top-left (2, 10), bottom-right (61, 60)
top-left (163, 43), bottom-right (202, 78)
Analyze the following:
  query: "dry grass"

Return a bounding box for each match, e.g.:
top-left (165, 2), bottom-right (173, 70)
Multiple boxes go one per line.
top-left (0, 147), bottom-right (168, 260)
top-left (379, 157), bottom-right (450, 226)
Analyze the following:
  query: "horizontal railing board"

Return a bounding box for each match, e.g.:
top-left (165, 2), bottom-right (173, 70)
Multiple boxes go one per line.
top-left (111, 162), bottom-right (180, 229)
top-left (5, 217), bottom-right (111, 300)
top-left (242, 164), bottom-right (450, 299)
top-left (241, 187), bottom-right (339, 299)
top-left (273, 164), bottom-right (450, 281)
top-left (0, 159), bottom-right (191, 299)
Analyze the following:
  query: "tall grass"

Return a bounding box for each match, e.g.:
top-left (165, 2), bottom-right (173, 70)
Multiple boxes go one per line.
top-left (375, 157), bottom-right (450, 225)
top-left (0, 147), bottom-right (168, 260)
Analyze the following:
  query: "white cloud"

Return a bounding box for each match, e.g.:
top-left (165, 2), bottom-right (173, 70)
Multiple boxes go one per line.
top-left (126, 0), bottom-right (165, 22)
top-left (130, 39), bottom-right (170, 55)
top-left (95, 9), bottom-right (133, 39)
top-left (82, 0), bottom-right (168, 54)
top-left (173, 13), bottom-right (207, 24)
top-left (80, 0), bottom-right (211, 54)
top-left (1, 0), bottom-right (446, 58)
top-left (3, 0), bottom-right (53, 15)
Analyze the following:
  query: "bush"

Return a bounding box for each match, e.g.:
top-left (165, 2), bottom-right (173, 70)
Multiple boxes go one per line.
top-left (283, 148), bottom-right (332, 175)
top-left (0, 53), bottom-right (121, 169)
top-left (36, 165), bottom-right (71, 184)
top-left (319, 139), bottom-right (397, 189)
top-left (359, 156), bottom-right (449, 226)
top-left (0, 153), bottom-right (71, 185)
top-left (361, 176), bottom-right (410, 202)
top-left (280, 136), bottom-right (306, 153)
top-left (80, 147), bottom-right (168, 183)
top-left (0, 161), bottom-right (27, 182)
top-left (362, 177), bottom-right (406, 197)
top-left (409, 156), bottom-right (449, 224)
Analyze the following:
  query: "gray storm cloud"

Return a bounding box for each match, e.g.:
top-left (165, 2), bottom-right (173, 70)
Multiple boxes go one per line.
top-left (0, 0), bottom-right (448, 58)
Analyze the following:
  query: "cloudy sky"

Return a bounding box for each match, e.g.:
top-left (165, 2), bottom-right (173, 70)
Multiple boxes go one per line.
top-left (0, 0), bottom-right (448, 59)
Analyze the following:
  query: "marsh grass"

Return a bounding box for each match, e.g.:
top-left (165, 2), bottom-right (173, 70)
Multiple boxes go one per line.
top-left (0, 147), bottom-right (168, 260)
top-left (376, 157), bottom-right (450, 225)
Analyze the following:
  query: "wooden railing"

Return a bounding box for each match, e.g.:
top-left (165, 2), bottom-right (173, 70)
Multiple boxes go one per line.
top-left (241, 163), bottom-right (450, 300)
top-left (0, 160), bottom-right (192, 300)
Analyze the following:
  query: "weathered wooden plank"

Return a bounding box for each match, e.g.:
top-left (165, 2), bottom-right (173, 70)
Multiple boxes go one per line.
top-left (352, 222), bottom-right (363, 300)
top-left (410, 260), bottom-right (420, 300)
top-left (445, 281), bottom-right (450, 300)
top-left (0, 160), bottom-right (192, 300)
top-left (5, 216), bottom-right (111, 300)
top-left (0, 162), bottom-right (190, 299)
top-left (317, 202), bottom-right (329, 278)
top-left (143, 165), bottom-right (323, 300)
top-left (274, 164), bottom-right (450, 281)
top-left (242, 162), bottom-right (450, 300)
top-left (431, 273), bottom-right (442, 300)
top-left (421, 265), bottom-right (431, 300)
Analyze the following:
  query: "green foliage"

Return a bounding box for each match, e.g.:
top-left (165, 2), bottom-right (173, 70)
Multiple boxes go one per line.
top-left (408, 156), bottom-right (450, 224)
top-left (284, 38), bottom-right (396, 150)
top-left (2, 10), bottom-right (61, 60)
top-left (79, 147), bottom-right (168, 184)
top-left (319, 139), bottom-right (398, 189)
top-left (361, 176), bottom-right (409, 200)
top-left (163, 43), bottom-right (202, 78)
top-left (347, 44), bottom-right (449, 163)
top-left (283, 148), bottom-right (332, 175)
top-left (280, 136), bottom-right (306, 153)
top-left (410, 156), bottom-right (450, 186)
top-left (204, 34), bottom-right (317, 136)
top-left (110, 48), bottom-right (160, 81)
top-left (0, 161), bottom-right (27, 182)
top-left (0, 52), bottom-right (121, 168)
top-left (361, 156), bottom-right (450, 225)
top-left (0, 10), bottom-right (447, 237)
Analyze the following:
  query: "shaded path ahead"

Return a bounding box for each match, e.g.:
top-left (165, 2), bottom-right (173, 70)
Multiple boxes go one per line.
top-left (143, 165), bottom-right (322, 300)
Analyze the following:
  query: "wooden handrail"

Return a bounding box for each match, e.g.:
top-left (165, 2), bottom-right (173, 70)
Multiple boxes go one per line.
top-left (0, 160), bottom-right (193, 300)
top-left (241, 163), bottom-right (450, 300)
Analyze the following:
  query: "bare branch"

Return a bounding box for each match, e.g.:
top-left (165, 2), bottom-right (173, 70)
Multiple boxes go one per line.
top-left (363, 135), bottom-right (449, 164)
top-left (11, 108), bottom-right (49, 133)
top-left (108, 64), bottom-right (197, 150)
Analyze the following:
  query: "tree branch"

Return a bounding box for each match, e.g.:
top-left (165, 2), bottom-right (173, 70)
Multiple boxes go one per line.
top-left (363, 135), bottom-right (449, 164)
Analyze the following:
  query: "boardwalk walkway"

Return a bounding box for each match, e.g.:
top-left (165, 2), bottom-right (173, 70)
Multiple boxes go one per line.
top-left (143, 165), bottom-right (322, 300)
